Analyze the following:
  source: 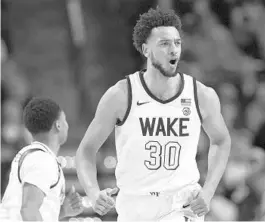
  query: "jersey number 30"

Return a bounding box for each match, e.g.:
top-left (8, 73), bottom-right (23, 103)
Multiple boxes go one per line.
top-left (144, 141), bottom-right (181, 170)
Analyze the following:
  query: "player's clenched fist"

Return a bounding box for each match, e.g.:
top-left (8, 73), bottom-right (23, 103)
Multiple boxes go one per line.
top-left (92, 188), bottom-right (119, 216)
top-left (189, 191), bottom-right (210, 217)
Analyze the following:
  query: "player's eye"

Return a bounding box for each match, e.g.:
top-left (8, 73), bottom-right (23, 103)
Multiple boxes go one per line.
top-left (161, 42), bottom-right (169, 46)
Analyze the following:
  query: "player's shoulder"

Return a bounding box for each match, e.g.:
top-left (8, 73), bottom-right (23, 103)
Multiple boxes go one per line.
top-left (112, 78), bottom-right (128, 96)
top-left (195, 80), bottom-right (221, 119)
top-left (106, 71), bottom-right (139, 97)
top-left (104, 77), bottom-right (129, 106)
top-left (23, 150), bottom-right (56, 168)
top-left (196, 80), bottom-right (219, 104)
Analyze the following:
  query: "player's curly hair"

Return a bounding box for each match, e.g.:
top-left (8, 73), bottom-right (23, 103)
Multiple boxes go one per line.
top-left (133, 7), bottom-right (182, 54)
top-left (23, 97), bottom-right (61, 135)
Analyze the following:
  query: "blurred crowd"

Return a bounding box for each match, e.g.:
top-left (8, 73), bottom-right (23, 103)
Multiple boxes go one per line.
top-left (1, 0), bottom-right (265, 221)
top-left (1, 39), bottom-right (32, 197)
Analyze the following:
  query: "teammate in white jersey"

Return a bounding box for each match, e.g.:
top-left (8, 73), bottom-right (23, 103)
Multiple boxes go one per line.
top-left (1, 97), bottom-right (83, 221)
top-left (76, 8), bottom-right (231, 221)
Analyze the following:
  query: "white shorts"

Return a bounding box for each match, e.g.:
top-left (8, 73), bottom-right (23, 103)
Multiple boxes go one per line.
top-left (116, 183), bottom-right (204, 222)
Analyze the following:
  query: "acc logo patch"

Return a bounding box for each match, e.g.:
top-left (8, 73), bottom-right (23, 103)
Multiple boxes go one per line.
top-left (182, 107), bottom-right (191, 116)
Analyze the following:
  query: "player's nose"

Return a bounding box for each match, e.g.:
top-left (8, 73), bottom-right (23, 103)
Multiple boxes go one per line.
top-left (169, 46), bottom-right (178, 57)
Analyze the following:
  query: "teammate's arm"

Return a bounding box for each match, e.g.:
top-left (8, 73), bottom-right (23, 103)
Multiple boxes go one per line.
top-left (76, 80), bottom-right (127, 212)
top-left (198, 82), bottom-right (231, 200)
top-left (20, 152), bottom-right (59, 221)
top-left (20, 183), bottom-right (44, 221)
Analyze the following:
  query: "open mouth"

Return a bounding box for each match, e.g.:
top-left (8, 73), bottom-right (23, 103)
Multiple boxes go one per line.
top-left (169, 59), bottom-right (177, 65)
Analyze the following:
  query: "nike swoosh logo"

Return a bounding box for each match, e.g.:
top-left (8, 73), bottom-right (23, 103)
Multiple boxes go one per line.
top-left (137, 101), bottom-right (150, 106)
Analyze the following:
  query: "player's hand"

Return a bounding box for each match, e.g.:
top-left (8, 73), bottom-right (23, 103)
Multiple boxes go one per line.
top-left (188, 190), bottom-right (211, 217)
top-left (62, 186), bottom-right (84, 218)
top-left (181, 189), bottom-right (200, 219)
top-left (92, 187), bottom-right (119, 216)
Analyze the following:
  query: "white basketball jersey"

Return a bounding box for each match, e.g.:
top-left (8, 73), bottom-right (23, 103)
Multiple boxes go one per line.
top-left (115, 71), bottom-right (202, 194)
top-left (1, 142), bottom-right (65, 221)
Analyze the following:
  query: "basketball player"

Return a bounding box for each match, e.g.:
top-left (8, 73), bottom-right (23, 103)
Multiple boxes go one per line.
top-left (76, 8), bottom-right (231, 221)
top-left (1, 97), bottom-right (84, 221)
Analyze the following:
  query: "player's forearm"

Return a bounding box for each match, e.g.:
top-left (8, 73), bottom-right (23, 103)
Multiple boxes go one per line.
top-left (203, 137), bottom-right (231, 198)
top-left (59, 205), bottom-right (66, 220)
top-left (76, 147), bottom-right (100, 199)
top-left (20, 207), bottom-right (43, 221)
top-left (59, 204), bottom-right (73, 220)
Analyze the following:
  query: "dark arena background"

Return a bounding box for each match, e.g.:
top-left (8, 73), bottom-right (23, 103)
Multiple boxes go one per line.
top-left (1, 0), bottom-right (265, 221)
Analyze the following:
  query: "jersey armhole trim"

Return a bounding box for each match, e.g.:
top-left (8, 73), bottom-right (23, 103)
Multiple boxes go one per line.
top-left (18, 148), bottom-right (61, 189)
top-left (193, 77), bottom-right (203, 122)
top-left (50, 161), bottom-right (61, 189)
top-left (116, 75), bottom-right (132, 126)
top-left (18, 148), bottom-right (45, 184)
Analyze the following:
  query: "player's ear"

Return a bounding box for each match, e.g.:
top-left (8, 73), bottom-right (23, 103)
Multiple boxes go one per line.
top-left (142, 43), bottom-right (149, 58)
top-left (54, 120), bottom-right (61, 132)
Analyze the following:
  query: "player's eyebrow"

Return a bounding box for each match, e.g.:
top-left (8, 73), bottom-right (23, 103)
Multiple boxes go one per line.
top-left (158, 38), bottom-right (181, 42)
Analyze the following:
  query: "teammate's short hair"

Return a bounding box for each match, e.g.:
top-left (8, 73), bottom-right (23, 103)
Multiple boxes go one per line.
top-left (23, 97), bottom-right (61, 135)
top-left (133, 7), bottom-right (182, 54)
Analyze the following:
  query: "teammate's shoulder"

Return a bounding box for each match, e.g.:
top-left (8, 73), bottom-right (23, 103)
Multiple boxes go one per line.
top-left (27, 150), bottom-right (53, 161)
top-left (18, 145), bottom-right (46, 156)
top-left (21, 151), bottom-right (56, 170)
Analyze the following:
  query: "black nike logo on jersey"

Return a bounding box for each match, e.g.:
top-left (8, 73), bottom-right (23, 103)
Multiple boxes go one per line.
top-left (137, 101), bottom-right (150, 106)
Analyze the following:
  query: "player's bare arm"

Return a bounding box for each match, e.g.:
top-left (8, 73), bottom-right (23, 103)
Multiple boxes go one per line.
top-left (76, 79), bottom-right (128, 215)
top-left (198, 82), bottom-right (231, 197)
top-left (20, 183), bottom-right (44, 221)
top-left (189, 82), bottom-right (231, 217)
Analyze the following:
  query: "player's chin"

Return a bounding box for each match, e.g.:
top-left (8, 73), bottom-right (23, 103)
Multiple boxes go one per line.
top-left (60, 134), bottom-right (68, 145)
top-left (165, 68), bottom-right (177, 77)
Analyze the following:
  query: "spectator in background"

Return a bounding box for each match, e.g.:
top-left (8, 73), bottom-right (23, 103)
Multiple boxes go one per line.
top-left (230, 0), bottom-right (265, 61)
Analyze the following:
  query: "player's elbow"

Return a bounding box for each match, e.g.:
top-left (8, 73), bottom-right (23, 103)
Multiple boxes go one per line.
top-left (217, 131), bottom-right (231, 152)
top-left (222, 129), bottom-right (231, 150)
top-left (226, 133), bottom-right (231, 148)
top-left (76, 143), bottom-right (96, 169)
top-left (211, 129), bottom-right (231, 152)
top-left (20, 206), bottom-right (30, 217)
top-left (77, 142), bottom-right (96, 160)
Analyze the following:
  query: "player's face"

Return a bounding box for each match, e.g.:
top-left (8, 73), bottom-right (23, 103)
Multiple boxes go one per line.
top-left (145, 26), bottom-right (181, 77)
top-left (57, 111), bottom-right (69, 145)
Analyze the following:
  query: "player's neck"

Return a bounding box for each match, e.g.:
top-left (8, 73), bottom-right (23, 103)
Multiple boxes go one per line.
top-left (32, 134), bottom-right (60, 155)
top-left (144, 67), bottom-right (181, 99)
